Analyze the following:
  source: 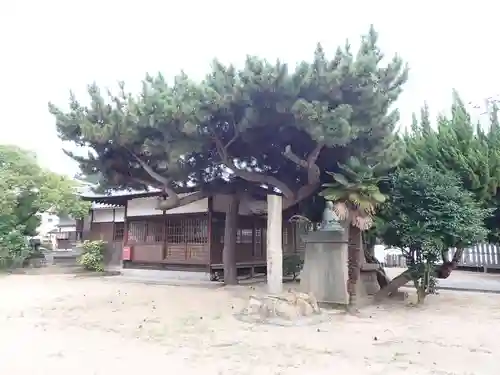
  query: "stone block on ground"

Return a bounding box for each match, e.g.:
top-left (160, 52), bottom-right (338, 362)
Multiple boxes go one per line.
top-left (360, 270), bottom-right (381, 295)
top-left (235, 290), bottom-right (329, 326)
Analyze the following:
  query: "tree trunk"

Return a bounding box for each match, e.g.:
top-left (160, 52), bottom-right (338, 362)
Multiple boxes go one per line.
top-left (452, 247), bottom-right (464, 264)
top-left (374, 269), bottom-right (412, 301)
top-left (362, 231), bottom-right (376, 258)
top-left (374, 250), bottom-right (464, 301)
top-left (434, 247), bottom-right (463, 278)
top-left (363, 245), bottom-right (391, 289)
top-left (416, 286), bottom-right (426, 304)
top-left (223, 194), bottom-right (239, 285)
top-left (347, 225), bottom-right (362, 310)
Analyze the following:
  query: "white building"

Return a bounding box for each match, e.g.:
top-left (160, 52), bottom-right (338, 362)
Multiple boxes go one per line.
top-left (36, 212), bottom-right (59, 237)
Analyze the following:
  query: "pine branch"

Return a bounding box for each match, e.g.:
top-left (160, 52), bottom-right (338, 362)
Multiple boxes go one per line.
top-left (157, 191), bottom-right (209, 210)
top-left (212, 133), bottom-right (295, 199)
top-left (282, 142), bottom-right (324, 208)
top-left (126, 149), bottom-right (181, 206)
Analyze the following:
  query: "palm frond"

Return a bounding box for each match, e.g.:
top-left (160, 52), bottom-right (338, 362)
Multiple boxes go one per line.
top-left (333, 201), bottom-right (349, 221)
top-left (325, 171), bottom-right (350, 187)
top-left (371, 191), bottom-right (386, 203)
top-left (351, 213), bottom-right (374, 230)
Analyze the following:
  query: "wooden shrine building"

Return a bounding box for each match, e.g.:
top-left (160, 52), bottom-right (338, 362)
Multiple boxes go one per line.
top-left (81, 190), bottom-right (306, 279)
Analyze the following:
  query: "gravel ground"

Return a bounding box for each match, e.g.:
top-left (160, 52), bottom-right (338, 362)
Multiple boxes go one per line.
top-left (0, 274), bottom-right (498, 375)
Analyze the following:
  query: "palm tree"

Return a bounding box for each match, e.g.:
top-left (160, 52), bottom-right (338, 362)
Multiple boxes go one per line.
top-left (320, 157), bottom-right (386, 310)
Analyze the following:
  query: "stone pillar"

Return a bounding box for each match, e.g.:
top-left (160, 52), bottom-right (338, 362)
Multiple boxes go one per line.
top-left (300, 230), bottom-right (349, 305)
top-left (267, 194), bottom-right (283, 294)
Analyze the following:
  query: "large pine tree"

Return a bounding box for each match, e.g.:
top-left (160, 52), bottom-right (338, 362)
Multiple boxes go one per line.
top-left (50, 26), bottom-right (408, 289)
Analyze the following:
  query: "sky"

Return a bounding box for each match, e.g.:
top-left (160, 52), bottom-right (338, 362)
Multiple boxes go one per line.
top-left (1, 0), bottom-right (499, 176)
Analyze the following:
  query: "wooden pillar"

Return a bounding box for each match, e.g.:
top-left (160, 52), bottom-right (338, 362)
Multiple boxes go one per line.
top-left (112, 208), bottom-right (116, 241)
top-left (223, 194), bottom-right (239, 285)
top-left (267, 194), bottom-right (283, 294)
top-left (207, 196), bottom-right (213, 272)
top-left (122, 201), bottom-right (129, 267)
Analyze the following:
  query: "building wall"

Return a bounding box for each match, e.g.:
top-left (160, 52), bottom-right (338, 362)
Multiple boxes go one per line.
top-left (127, 196), bottom-right (208, 217)
top-left (92, 207), bottom-right (125, 223)
top-left (89, 193), bottom-right (262, 220)
top-left (85, 193), bottom-right (303, 271)
top-left (88, 207), bottom-right (124, 269)
top-left (212, 194), bottom-right (267, 216)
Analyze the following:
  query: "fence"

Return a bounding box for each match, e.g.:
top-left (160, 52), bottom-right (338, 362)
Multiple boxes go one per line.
top-left (383, 244), bottom-right (500, 269)
top-left (459, 244), bottom-right (500, 269)
top-left (384, 253), bottom-right (407, 268)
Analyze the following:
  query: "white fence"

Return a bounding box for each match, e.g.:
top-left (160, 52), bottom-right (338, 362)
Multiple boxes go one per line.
top-left (383, 244), bottom-right (500, 269)
top-left (384, 253), bottom-right (407, 268)
top-left (459, 244), bottom-right (500, 269)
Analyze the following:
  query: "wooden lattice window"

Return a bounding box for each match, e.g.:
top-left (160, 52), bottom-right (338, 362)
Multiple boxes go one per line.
top-left (128, 221), bottom-right (146, 243)
top-left (221, 228), bottom-right (253, 244)
top-left (239, 229), bottom-right (253, 244)
top-left (184, 217), bottom-right (208, 244)
top-left (113, 223), bottom-right (125, 241)
top-left (166, 218), bottom-right (183, 244)
top-left (146, 220), bottom-right (164, 243)
top-left (129, 220), bottom-right (164, 243)
top-left (255, 228), bottom-right (262, 244)
top-left (254, 228), bottom-right (263, 257)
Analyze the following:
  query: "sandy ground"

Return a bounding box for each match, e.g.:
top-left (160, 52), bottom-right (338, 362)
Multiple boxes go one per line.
top-left (0, 274), bottom-right (499, 375)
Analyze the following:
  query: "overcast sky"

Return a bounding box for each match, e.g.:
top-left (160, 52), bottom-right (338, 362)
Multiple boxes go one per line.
top-left (1, 0), bottom-right (498, 176)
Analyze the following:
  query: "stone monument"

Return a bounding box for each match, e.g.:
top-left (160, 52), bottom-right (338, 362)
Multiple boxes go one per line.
top-left (299, 202), bottom-right (349, 305)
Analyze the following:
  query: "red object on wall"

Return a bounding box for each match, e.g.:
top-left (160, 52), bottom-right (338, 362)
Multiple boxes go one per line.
top-left (122, 246), bottom-right (132, 261)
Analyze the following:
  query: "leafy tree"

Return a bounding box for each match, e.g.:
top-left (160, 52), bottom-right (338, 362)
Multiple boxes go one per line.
top-left (0, 145), bottom-right (90, 268)
top-left (50, 25), bottom-right (408, 286)
top-left (375, 164), bottom-right (490, 303)
top-left (404, 92), bottom-right (500, 242)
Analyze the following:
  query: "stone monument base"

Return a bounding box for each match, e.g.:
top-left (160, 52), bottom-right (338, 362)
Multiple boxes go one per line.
top-left (300, 230), bottom-right (349, 305)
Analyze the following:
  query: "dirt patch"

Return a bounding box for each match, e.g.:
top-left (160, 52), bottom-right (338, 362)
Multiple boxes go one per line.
top-left (0, 274), bottom-right (498, 374)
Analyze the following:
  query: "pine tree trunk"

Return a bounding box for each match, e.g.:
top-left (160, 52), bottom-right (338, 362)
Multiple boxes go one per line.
top-left (373, 248), bottom-right (464, 301)
top-left (223, 194), bottom-right (239, 285)
top-left (347, 225), bottom-right (362, 311)
top-left (374, 269), bottom-right (412, 301)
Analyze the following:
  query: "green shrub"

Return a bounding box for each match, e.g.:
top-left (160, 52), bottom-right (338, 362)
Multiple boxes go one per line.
top-left (0, 229), bottom-right (31, 270)
top-left (283, 253), bottom-right (304, 281)
top-left (79, 240), bottom-right (106, 272)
